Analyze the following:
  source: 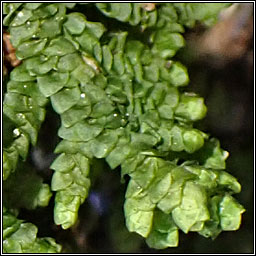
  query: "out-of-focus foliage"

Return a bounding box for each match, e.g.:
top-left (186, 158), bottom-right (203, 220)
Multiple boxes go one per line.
top-left (2, 3), bottom-right (246, 253)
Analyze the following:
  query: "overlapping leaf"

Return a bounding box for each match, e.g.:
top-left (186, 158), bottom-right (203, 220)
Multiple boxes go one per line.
top-left (3, 207), bottom-right (62, 253)
top-left (3, 2), bottom-right (244, 252)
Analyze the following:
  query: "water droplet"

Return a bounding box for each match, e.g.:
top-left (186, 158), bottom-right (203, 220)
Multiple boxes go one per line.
top-left (80, 93), bottom-right (86, 98)
top-left (223, 151), bottom-right (229, 159)
top-left (29, 106), bottom-right (33, 109)
top-left (113, 113), bottom-right (118, 117)
top-left (32, 34), bottom-right (37, 38)
top-left (137, 186), bottom-right (141, 190)
top-left (125, 113), bottom-right (130, 117)
top-left (17, 11), bottom-right (24, 17)
top-left (121, 119), bottom-right (127, 126)
top-left (23, 85), bottom-right (27, 88)
top-left (13, 128), bottom-right (21, 137)
top-left (17, 113), bottom-right (25, 119)
top-left (26, 21), bottom-right (31, 25)
top-left (28, 97), bottom-right (33, 106)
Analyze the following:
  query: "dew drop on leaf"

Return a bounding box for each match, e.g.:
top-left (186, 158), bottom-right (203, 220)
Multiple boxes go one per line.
top-left (13, 128), bottom-right (21, 137)
top-left (17, 113), bottom-right (25, 119)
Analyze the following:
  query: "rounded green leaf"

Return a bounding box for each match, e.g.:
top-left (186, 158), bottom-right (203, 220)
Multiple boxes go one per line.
top-left (16, 38), bottom-right (48, 60)
top-left (175, 93), bottom-right (207, 121)
top-left (64, 12), bottom-right (86, 35)
top-left (51, 87), bottom-right (80, 114)
top-left (43, 37), bottom-right (76, 56)
top-left (37, 71), bottom-right (69, 97)
top-left (219, 195), bottom-right (245, 231)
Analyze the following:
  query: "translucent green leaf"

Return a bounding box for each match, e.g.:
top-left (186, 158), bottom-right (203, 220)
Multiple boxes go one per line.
top-left (129, 157), bottom-right (158, 189)
top-left (144, 63), bottom-right (159, 82)
top-left (167, 62), bottom-right (189, 87)
top-left (90, 101), bottom-right (115, 118)
top-left (29, 4), bottom-right (58, 20)
top-left (113, 52), bottom-right (125, 75)
top-left (51, 172), bottom-right (73, 191)
top-left (106, 138), bottom-right (134, 169)
top-left (102, 45), bottom-right (113, 72)
top-left (3, 3), bottom-right (23, 26)
top-left (194, 138), bottom-right (229, 169)
top-left (35, 184), bottom-right (52, 207)
top-left (125, 179), bottom-right (146, 199)
top-left (37, 71), bottom-right (69, 97)
top-left (157, 182), bottom-right (183, 214)
top-left (23, 237), bottom-right (61, 253)
top-left (52, 153), bottom-right (91, 229)
top-left (146, 210), bottom-right (179, 249)
top-left (50, 153), bottom-right (75, 173)
top-left (25, 56), bottom-right (58, 75)
top-left (84, 20), bottom-right (106, 39)
top-left (36, 17), bottom-right (63, 39)
top-left (124, 206), bottom-right (153, 237)
top-left (10, 64), bottom-right (36, 82)
top-left (71, 64), bottom-right (95, 84)
top-left (64, 12), bottom-right (86, 35)
top-left (64, 3), bottom-right (76, 9)
top-left (61, 105), bottom-right (91, 128)
top-left (16, 39), bottom-right (48, 60)
top-left (158, 104), bottom-right (173, 119)
top-left (51, 87), bottom-right (80, 114)
top-left (10, 9), bottom-right (33, 26)
top-left (90, 130), bottom-right (118, 158)
top-left (147, 173), bottom-right (172, 203)
top-left (121, 154), bottom-right (146, 178)
top-left (125, 40), bottom-right (144, 65)
top-left (54, 193), bottom-right (80, 229)
top-left (169, 125), bottom-right (184, 152)
top-left (58, 121), bottom-right (103, 142)
top-left (43, 37), bottom-right (76, 56)
top-left (128, 3), bottom-right (141, 25)
top-left (198, 195), bottom-right (222, 239)
top-left (4, 93), bottom-right (31, 113)
top-left (219, 195), bottom-right (245, 231)
top-left (3, 149), bottom-right (19, 181)
top-left (96, 3), bottom-right (132, 22)
top-left (216, 171), bottom-right (241, 193)
top-left (127, 188), bottom-right (155, 209)
top-left (183, 129), bottom-right (205, 153)
top-left (57, 53), bottom-right (83, 72)
top-left (175, 93), bottom-right (207, 121)
top-left (146, 229), bottom-right (179, 249)
top-left (12, 133), bottom-right (30, 160)
top-left (75, 31), bottom-right (98, 54)
top-left (3, 210), bottom-right (61, 253)
top-left (152, 32), bottom-right (185, 59)
top-left (172, 181), bottom-right (210, 233)
top-left (24, 3), bottom-right (43, 10)
top-left (10, 20), bottom-right (40, 48)
top-left (130, 133), bottom-right (159, 150)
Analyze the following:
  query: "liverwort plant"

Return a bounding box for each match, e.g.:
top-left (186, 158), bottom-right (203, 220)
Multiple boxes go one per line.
top-left (3, 3), bottom-right (245, 253)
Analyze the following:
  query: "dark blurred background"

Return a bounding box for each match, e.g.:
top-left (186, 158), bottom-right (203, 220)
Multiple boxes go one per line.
top-left (7, 3), bottom-right (254, 254)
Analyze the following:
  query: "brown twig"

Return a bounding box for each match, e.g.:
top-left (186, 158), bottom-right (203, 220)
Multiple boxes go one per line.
top-left (3, 32), bottom-right (21, 68)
